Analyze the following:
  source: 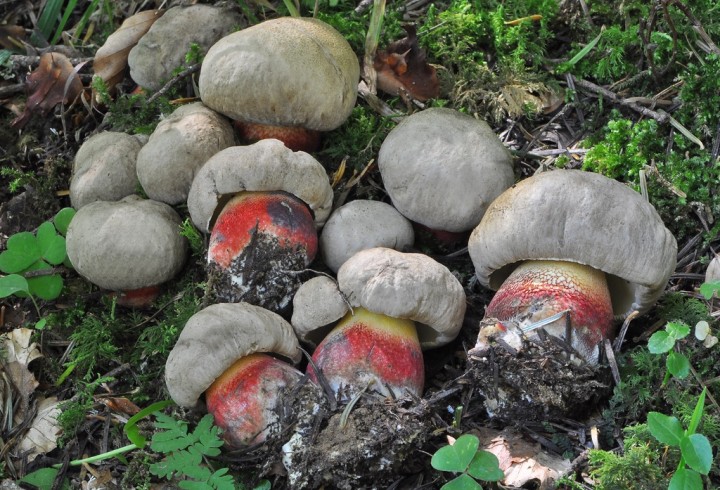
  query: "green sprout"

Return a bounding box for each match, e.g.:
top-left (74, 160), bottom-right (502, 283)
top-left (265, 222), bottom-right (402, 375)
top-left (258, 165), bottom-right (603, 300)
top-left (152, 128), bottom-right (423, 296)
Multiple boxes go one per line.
top-left (431, 434), bottom-right (504, 489)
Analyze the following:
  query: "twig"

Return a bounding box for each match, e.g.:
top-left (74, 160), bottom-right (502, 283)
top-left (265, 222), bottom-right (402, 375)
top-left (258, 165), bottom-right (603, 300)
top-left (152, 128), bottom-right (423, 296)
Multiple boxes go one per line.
top-left (145, 63), bottom-right (201, 105)
top-left (9, 54), bottom-right (93, 72)
top-left (0, 83), bottom-right (24, 97)
top-left (571, 76), bottom-right (670, 124)
top-left (613, 310), bottom-right (640, 352)
top-left (604, 339), bottom-right (621, 385)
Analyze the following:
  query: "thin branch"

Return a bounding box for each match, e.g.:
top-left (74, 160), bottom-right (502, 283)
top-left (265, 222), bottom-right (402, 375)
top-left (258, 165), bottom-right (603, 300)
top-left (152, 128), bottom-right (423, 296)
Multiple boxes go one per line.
top-left (571, 76), bottom-right (670, 124)
top-left (145, 63), bottom-right (201, 105)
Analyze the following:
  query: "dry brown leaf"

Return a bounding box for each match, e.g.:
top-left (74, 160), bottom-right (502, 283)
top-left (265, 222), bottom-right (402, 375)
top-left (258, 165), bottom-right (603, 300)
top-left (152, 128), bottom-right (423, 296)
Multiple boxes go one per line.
top-left (16, 396), bottom-right (61, 462)
top-left (373, 25), bottom-right (439, 102)
top-left (0, 25), bottom-right (26, 51)
top-left (4, 328), bottom-right (43, 426)
top-left (93, 9), bottom-right (165, 93)
top-left (11, 52), bottom-right (83, 128)
top-left (474, 427), bottom-right (572, 489)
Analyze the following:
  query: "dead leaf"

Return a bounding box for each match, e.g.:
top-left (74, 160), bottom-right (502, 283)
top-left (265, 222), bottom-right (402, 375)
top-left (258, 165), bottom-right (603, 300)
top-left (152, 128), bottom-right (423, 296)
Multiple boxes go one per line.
top-left (16, 396), bottom-right (61, 462)
top-left (93, 9), bottom-right (165, 94)
top-left (373, 25), bottom-right (439, 102)
top-left (11, 52), bottom-right (83, 128)
top-left (0, 25), bottom-right (26, 51)
top-left (474, 427), bottom-right (572, 489)
top-left (4, 328), bottom-right (43, 426)
top-left (100, 396), bottom-right (141, 416)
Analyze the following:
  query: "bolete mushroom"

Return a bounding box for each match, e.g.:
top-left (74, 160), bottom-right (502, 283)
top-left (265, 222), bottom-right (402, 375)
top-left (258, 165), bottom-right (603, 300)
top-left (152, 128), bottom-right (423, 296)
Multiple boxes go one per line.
top-left (319, 199), bottom-right (414, 273)
top-left (128, 4), bottom-right (242, 91)
top-left (466, 170), bottom-right (677, 417)
top-left (165, 302), bottom-right (303, 448)
top-left (66, 195), bottom-right (188, 306)
top-left (378, 108), bottom-right (515, 237)
top-left (292, 247), bottom-right (466, 400)
top-left (70, 131), bottom-right (145, 210)
top-left (198, 17), bottom-right (359, 152)
top-left (136, 102), bottom-right (235, 205)
top-left (187, 139), bottom-right (333, 312)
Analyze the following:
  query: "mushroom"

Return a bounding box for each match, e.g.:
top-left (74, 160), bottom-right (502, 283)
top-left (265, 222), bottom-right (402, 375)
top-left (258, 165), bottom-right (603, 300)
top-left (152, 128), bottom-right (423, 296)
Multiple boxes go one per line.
top-left (378, 108), bottom-right (515, 237)
top-left (136, 102), bottom-right (235, 205)
top-left (165, 302), bottom-right (303, 448)
top-left (128, 4), bottom-right (242, 91)
top-left (291, 247), bottom-right (466, 400)
top-left (70, 132), bottom-right (145, 210)
top-left (187, 139), bottom-right (333, 312)
top-left (198, 17), bottom-right (359, 152)
top-left (66, 195), bottom-right (188, 306)
top-left (468, 169), bottom-right (677, 363)
top-left (319, 199), bottom-right (414, 273)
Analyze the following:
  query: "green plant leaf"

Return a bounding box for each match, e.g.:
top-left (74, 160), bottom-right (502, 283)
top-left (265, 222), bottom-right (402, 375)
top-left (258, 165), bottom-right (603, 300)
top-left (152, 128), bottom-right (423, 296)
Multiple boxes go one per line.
top-left (54, 207), bottom-right (76, 236)
top-left (687, 388), bottom-right (707, 435)
top-left (666, 321), bottom-right (691, 340)
top-left (35, 318), bottom-right (48, 330)
top-left (37, 221), bottom-right (66, 265)
top-left (647, 412), bottom-right (684, 446)
top-left (26, 261), bottom-right (63, 300)
top-left (669, 466), bottom-right (703, 490)
top-left (432, 434), bottom-right (480, 473)
top-left (556, 28), bottom-right (604, 73)
top-left (467, 450), bottom-right (504, 482)
top-left (441, 473), bottom-right (483, 490)
top-left (18, 467), bottom-right (70, 490)
top-left (648, 330), bottom-right (675, 354)
top-left (0, 274), bottom-right (30, 298)
top-left (0, 232), bottom-right (41, 273)
top-left (699, 281), bottom-right (720, 300)
top-left (124, 400), bottom-right (174, 448)
top-left (666, 351), bottom-right (690, 379)
top-left (680, 433), bottom-right (712, 475)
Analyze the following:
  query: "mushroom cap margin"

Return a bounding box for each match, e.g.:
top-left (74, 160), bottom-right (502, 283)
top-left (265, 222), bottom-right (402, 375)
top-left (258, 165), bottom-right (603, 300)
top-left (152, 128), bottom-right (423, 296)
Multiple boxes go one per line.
top-left (165, 302), bottom-right (302, 407)
top-left (468, 169), bottom-right (677, 316)
top-left (187, 139), bottom-right (334, 233)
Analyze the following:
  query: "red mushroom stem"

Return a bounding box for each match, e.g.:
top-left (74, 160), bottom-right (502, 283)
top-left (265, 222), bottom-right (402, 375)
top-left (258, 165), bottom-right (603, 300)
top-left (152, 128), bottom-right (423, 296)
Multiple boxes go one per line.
top-left (484, 260), bottom-right (614, 358)
top-left (206, 352), bottom-right (303, 448)
top-left (307, 307), bottom-right (424, 401)
top-left (208, 190), bottom-right (318, 310)
top-left (235, 121), bottom-right (321, 153)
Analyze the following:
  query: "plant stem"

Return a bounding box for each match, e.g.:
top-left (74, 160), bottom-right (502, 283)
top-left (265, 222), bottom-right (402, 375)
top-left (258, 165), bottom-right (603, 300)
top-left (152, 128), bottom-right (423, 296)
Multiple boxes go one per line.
top-left (53, 443), bottom-right (139, 468)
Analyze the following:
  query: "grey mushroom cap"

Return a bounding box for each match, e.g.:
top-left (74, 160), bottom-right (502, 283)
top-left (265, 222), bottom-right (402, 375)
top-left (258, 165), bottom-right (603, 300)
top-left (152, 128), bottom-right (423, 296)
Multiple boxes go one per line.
top-left (291, 276), bottom-right (348, 346)
top-left (291, 248), bottom-right (466, 349)
top-left (66, 195), bottom-right (188, 291)
top-left (198, 17), bottom-right (359, 131)
top-left (320, 200), bottom-right (415, 273)
top-left (136, 102), bottom-right (235, 205)
top-left (187, 139), bottom-right (334, 233)
top-left (706, 256), bottom-right (720, 283)
top-left (165, 302), bottom-right (302, 407)
top-left (378, 108), bottom-right (515, 232)
top-left (128, 4), bottom-right (242, 91)
top-left (70, 132), bottom-right (145, 209)
top-left (468, 170), bottom-right (677, 317)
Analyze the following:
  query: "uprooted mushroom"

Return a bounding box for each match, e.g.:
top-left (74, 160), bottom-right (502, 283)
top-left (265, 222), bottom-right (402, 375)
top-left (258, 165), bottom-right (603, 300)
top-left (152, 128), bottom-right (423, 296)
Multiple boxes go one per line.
top-left (467, 169), bottom-right (677, 418)
top-left (164, 302), bottom-right (310, 448)
top-left (187, 139), bottom-right (333, 312)
top-left (198, 16), bottom-right (359, 152)
top-left (291, 247), bottom-right (466, 401)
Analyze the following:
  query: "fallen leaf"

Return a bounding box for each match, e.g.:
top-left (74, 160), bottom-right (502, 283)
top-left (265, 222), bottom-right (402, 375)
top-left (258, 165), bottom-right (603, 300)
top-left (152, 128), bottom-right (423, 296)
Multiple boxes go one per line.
top-left (0, 25), bottom-right (26, 51)
top-left (100, 396), bottom-right (141, 416)
top-left (93, 9), bottom-right (165, 94)
top-left (4, 328), bottom-right (43, 426)
top-left (373, 25), bottom-right (439, 102)
top-left (474, 427), bottom-right (572, 489)
top-left (16, 396), bottom-right (61, 462)
top-left (11, 52), bottom-right (83, 128)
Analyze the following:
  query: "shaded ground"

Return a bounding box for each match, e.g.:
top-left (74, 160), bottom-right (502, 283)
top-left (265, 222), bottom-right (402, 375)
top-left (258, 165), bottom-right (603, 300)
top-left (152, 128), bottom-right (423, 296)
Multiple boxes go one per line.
top-left (1, 0), bottom-right (720, 488)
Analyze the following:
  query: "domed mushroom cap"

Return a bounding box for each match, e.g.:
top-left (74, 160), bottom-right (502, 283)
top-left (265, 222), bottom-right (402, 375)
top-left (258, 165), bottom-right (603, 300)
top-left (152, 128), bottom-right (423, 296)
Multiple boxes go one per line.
top-left (165, 302), bottom-right (302, 407)
top-left (378, 108), bottom-right (514, 232)
top-left (198, 17), bottom-right (359, 131)
top-left (292, 248), bottom-right (466, 348)
top-left (291, 276), bottom-right (348, 346)
top-left (706, 256), bottom-right (720, 283)
top-left (187, 139), bottom-right (334, 233)
top-left (136, 102), bottom-right (235, 205)
top-left (70, 132), bottom-right (144, 209)
top-left (128, 4), bottom-right (242, 90)
top-left (320, 200), bottom-right (414, 272)
top-left (66, 195), bottom-right (188, 291)
top-left (468, 170), bottom-right (677, 316)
